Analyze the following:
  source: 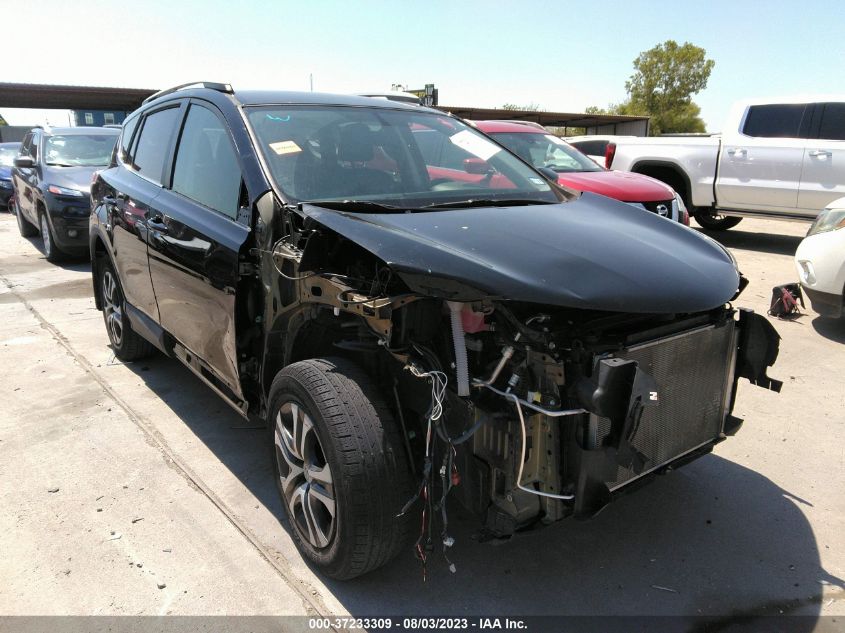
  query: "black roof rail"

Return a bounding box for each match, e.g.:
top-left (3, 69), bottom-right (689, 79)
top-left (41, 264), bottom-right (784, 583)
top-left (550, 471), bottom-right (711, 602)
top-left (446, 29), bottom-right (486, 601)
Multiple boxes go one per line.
top-left (142, 82), bottom-right (233, 105)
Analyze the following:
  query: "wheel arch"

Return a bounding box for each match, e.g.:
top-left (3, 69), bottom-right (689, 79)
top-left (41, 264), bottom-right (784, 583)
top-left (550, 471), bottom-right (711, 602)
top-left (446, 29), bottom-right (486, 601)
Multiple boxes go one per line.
top-left (260, 304), bottom-right (387, 415)
top-left (630, 160), bottom-right (693, 208)
top-left (90, 231), bottom-right (116, 311)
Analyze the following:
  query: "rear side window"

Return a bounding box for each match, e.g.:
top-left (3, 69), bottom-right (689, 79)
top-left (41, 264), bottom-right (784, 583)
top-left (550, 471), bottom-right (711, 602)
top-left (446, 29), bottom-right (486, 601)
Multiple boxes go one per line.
top-left (171, 104), bottom-right (242, 219)
top-left (742, 104), bottom-right (807, 138)
top-left (132, 106), bottom-right (180, 183)
top-left (817, 103), bottom-right (845, 141)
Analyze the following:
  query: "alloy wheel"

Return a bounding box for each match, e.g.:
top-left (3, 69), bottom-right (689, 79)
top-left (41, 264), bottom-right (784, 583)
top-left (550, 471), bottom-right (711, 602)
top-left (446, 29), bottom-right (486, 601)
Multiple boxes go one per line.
top-left (40, 215), bottom-right (52, 257)
top-left (101, 270), bottom-right (124, 346)
top-left (274, 401), bottom-right (336, 548)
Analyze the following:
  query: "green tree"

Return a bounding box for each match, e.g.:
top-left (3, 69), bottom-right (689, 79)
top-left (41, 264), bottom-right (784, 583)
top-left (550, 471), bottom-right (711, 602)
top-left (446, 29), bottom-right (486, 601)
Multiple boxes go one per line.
top-left (624, 40), bottom-right (714, 135)
top-left (584, 101), bottom-right (642, 116)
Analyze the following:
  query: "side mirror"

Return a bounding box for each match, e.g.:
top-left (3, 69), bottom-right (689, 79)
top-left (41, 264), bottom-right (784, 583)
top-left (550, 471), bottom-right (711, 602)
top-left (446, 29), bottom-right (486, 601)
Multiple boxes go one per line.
top-left (537, 167), bottom-right (559, 182)
top-left (14, 156), bottom-right (35, 169)
top-left (463, 157), bottom-right (490, 175)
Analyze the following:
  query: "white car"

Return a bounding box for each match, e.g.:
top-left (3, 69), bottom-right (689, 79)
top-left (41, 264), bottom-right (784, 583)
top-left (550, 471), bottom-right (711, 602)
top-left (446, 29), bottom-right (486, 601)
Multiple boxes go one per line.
top-left (795, 196), bottom-right (845, 318)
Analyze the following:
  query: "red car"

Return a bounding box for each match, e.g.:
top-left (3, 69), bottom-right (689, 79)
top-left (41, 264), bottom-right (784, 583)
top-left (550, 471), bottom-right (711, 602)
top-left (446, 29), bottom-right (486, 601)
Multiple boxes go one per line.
top-left (474, 121), bottom-right (689, 225)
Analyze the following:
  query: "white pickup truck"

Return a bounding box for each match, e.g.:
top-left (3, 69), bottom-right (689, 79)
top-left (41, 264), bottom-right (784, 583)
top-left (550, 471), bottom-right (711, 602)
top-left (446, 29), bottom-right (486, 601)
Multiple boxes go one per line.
top-left (605, 97), bottom-right (845, 230)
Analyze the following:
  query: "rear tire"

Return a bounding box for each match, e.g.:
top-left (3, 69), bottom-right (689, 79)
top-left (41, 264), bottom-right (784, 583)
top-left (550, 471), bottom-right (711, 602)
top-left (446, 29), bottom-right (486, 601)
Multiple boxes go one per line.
top-left (16, 201), bottom-right (38, 237)
top-left (98, 257), bottom-right (155, 361)
top-left (694, 208), bottom-right (743, 231)
top-left (268, 357), bottom-right (413, 579)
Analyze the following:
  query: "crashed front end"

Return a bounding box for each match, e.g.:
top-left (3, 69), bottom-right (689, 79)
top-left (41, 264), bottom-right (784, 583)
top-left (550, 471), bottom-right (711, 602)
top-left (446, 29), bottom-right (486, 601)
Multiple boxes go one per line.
top-left (263, 198), bottom-right (782, 542)
top-left (448, 301), bottom-right (780, 530)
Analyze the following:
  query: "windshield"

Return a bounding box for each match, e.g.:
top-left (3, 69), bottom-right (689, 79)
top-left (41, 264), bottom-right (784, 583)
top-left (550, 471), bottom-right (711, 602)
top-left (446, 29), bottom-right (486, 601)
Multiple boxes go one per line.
top-left (246, 105), bottom-right (564, 209)
top-left (44, 134), bottom-right (118, 167)
top-left (489, 132), bottom-right (604, 173)
top-left (0, 146), bottom-right (18, 167)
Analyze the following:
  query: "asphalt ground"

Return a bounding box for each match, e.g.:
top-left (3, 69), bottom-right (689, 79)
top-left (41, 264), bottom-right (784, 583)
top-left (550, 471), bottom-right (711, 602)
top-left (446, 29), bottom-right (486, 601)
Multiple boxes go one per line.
top-left (0, 211), bottom-right (843, 629)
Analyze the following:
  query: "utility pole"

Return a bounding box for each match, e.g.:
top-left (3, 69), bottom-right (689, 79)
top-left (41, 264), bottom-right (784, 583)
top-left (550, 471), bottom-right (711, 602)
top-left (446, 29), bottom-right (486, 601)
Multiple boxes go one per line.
top-left (309, 74), bottom-right (313, 92)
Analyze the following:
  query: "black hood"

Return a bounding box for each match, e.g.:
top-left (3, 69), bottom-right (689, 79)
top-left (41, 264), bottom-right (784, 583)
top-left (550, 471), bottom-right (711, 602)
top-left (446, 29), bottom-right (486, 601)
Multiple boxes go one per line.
top-left (301, 193), bottom-right (740, 314)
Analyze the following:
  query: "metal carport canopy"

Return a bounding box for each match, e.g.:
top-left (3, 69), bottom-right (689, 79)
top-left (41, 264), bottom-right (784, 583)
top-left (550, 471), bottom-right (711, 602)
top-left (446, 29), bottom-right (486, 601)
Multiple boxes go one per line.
top-left (439, 105), bottom-right (649, 130)
top-left (0, 82), bottom-right (155, 111)
top-left (0, 83), bottom-right (650, 132)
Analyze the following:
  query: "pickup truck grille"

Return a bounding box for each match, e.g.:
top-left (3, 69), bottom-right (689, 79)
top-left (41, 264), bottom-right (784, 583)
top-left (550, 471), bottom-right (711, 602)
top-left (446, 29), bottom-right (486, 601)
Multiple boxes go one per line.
top-left (593, 321), bottom-right (737, 491)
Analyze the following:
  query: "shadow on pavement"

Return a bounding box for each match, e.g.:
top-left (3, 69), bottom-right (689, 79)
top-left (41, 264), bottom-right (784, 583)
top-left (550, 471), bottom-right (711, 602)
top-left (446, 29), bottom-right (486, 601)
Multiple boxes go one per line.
top-left (811, 316), bottom-right (845, 344)
top-left (695, 227), bottom-right (803, 257)
top-left (123, 356), bottom-right (843, 624)
top-left (20, 235), bottom-right (91, 271)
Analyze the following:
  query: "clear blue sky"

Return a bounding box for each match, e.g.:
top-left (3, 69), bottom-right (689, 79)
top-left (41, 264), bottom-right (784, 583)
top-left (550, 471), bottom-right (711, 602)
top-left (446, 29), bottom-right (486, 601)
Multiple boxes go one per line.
top-left (4, 0), bottom-right (845, 131)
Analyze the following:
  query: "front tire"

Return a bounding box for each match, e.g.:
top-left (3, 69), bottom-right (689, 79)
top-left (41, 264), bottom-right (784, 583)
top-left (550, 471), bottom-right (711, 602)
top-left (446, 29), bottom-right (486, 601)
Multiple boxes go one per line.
top-left (694, 208), bottom-right (743, 230)
top-left (269, 357), bottom-right (412, 579)
top-left (39, 211), bottom-right (65, 263)
top-left (98, 258), bottom-right (155, 361)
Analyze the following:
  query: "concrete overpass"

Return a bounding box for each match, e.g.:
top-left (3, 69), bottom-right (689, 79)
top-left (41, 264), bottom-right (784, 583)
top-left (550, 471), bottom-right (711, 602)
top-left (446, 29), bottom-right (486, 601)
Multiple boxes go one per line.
top-left (0, 82), bottom-right (155, 111)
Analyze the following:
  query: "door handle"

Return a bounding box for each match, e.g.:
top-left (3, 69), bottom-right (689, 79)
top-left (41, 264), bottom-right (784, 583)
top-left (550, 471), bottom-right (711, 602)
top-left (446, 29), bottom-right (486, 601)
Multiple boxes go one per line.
top-left (727, 148), bottom-right (747, 156)
top-left (809, 150), bottom-right (832, 157)
top-left (147, 216), bottom-right (168, 232)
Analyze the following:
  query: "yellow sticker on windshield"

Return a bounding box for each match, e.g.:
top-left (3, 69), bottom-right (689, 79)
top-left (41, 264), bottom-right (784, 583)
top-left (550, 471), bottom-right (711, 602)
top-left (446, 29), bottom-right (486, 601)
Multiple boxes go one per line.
top-left (269, 140), bottom-right (302, 155)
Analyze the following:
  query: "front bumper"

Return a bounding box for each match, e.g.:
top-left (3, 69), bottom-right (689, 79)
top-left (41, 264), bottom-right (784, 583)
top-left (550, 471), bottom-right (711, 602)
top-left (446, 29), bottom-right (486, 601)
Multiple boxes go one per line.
top-left (795, 230), bottom-right (845, 318)
top-left (802, 286), bottom-right (843, 319)
top-left (45, 192), bottom-right (91, 254)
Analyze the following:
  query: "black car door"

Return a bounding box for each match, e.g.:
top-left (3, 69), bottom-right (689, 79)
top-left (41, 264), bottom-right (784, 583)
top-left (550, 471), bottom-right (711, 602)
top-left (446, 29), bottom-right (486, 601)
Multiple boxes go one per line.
top-left (102, 104), bottom-right (184, 320)
top-left (146, 100), bottom-right (250, 400)
top-left (13, 131), bottom-right (38, 224)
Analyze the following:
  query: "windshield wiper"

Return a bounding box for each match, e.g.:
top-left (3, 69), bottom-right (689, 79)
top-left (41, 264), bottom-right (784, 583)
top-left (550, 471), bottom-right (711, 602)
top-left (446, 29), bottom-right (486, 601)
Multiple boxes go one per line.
top-left (304, 199), bottom-right (409, 213)
top-left (46, 162), bottom-right (75, 167)
top-left (420, 198), bottom-right (556, 210)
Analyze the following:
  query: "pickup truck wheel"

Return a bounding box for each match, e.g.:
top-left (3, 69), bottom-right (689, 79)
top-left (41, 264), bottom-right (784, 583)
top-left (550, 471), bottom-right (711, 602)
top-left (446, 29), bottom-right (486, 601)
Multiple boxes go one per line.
top-left (694, 209), bottom-right (743, 230)
top-left (98, 258), bottom-right (155, 361)
top-left (16, 201), bottom-right (38, 237)
top-left (268, 357), bottom-right (412, 579)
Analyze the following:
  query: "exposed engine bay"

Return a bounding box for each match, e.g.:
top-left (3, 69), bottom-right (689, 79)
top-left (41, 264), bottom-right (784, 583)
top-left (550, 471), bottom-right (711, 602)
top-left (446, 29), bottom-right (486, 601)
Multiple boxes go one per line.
top-left (253, 201), bottom-right (783, 577)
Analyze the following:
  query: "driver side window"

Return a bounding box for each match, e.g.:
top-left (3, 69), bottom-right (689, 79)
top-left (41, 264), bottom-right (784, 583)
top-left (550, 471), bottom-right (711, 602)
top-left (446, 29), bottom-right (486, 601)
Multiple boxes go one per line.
top-left (171, 104), bottom-right (242, 219)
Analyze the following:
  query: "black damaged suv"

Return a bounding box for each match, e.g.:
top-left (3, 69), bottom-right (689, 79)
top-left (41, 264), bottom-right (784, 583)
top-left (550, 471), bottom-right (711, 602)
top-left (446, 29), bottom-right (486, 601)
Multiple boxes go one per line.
top-left (90, 82), bottom-right (781, 579)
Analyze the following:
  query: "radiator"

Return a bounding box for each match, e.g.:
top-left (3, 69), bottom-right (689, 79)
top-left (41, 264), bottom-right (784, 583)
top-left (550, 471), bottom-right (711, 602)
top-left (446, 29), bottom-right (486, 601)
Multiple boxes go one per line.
top-left (593, 321), bottom-right (738, 491)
